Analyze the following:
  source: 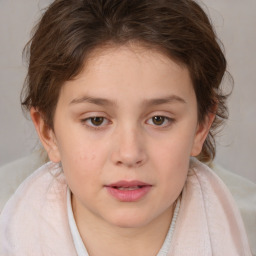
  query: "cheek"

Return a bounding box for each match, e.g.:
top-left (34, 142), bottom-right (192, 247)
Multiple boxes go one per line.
top-left (62, 144), bottom-right (104, 173)
top-left (149, 130), bottom-right (194, 189)
top-left (152, 130), bottom-right (195, 166)
top-left (156, 147), bottom-right (190, 188)
top-left (155, 153), bottom-right (189, 205)
top-left (56, 132), bottom-right (109, 183)
top-left (56, 123), bottom-right (104, 162)
top-left (60, 145), bottom-right (104, 199)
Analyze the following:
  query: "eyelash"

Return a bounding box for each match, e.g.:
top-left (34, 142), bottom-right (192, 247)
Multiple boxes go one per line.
top-left (81, 115), bottom-right (174, 130)
top-left (146, 116), bottom-right (174, 128)
top-left (81, 116), bottom-right (111, 130)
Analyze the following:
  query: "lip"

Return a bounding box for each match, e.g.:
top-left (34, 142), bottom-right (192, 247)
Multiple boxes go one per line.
top-left (105, 180), bottom-right (152, 202)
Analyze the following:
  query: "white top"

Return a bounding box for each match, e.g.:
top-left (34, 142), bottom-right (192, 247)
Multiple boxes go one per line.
top-left (67, 188), bottom-right (180, 256)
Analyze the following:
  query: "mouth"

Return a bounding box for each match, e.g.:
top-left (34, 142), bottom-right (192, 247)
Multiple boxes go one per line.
top-left (113, 186), bottom-right (145, 191)
top-left (105, 181), bottom-right (152, 202)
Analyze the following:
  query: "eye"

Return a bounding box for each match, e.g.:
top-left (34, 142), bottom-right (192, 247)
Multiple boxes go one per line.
top-left (90, 117), bottom-right (105, 126)
top-left (152, 116), bottom-right (166, 125)
top-left (146, 116), bottom-right (173, 127)
top-left (82, 116), bottom-right (110, 128)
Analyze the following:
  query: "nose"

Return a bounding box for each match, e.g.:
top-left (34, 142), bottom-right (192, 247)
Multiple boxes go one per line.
top-left (111, 126), bottom-right (147, 168)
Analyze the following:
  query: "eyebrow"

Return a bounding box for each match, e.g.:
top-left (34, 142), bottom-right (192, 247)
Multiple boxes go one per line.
top-left (70, 96), bottom-right (115, 106)
top-left (143, 95), bottom-right (186, 106)
top-left (69, 95), bottom-right (186, 106)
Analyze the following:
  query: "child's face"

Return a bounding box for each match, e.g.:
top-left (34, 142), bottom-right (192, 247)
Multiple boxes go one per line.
top-left (34, 45), bottom-right (211, 228)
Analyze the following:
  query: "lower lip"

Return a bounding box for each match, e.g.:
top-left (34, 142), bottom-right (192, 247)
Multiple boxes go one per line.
top-left (105, 186), bottom-right (152, 202)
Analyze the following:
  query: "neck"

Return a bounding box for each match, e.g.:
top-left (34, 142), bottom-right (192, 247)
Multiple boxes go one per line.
top-left (72, 196), bottom-right (175, 256)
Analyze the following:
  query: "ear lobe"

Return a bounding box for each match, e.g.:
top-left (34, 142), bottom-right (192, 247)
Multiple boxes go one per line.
top-left (30, 107), bottom-right (61, 163)
top-left (190, 113), bottom-right (215, 157)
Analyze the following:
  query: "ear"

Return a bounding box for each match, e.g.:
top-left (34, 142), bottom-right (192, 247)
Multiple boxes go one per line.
top-left (30, 107), bottom-right (61, 163)
top-left (190, 112), bottom-right (215, 157)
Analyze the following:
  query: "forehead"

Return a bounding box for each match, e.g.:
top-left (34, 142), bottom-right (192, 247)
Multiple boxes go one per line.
top-left (60, 44), bottom-right (195, 105)
top-left (82, 44), bottom-right (186, 79)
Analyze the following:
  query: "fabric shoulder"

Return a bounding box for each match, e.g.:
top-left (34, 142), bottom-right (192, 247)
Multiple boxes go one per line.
top-left (169, 158), bottom-right (252, 256)
top-left (0, 150), bottom-right (46, 211)
top-left (0, 162), bottom-right (76, 255)
top-left (210, 163), bottom-right (256, 256)
top-left (189, 158), bottom-right (252, 255)
top-left (1, 161), bottom-right (65, 216)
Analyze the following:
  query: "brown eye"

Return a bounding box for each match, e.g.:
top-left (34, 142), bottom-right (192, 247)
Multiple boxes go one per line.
top-left (146, 115), bottom-right (173, 127)
top-left (152, 116), bottom-right (166, 125)
top-left (82, 116), bottom-right (111, 129)
top-left (90, 117), bottom-right (104, 126)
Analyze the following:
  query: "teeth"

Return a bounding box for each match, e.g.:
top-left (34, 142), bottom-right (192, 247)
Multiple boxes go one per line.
top-left (117, 186), bottom-right (140, 191)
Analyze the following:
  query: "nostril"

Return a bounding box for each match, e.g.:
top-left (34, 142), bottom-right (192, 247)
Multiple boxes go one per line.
top-left (136, 160), bottom-right (143, 165)
top-left (115, 159), bottom-right (144, 168)
top-left (116, 161), bottom-right (123, 166)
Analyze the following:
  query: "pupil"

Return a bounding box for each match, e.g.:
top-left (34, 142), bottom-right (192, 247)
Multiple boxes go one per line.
top-left (91, 117), bottom-right (103, 126)
top-left (153, 116), bottom-right (164, 125)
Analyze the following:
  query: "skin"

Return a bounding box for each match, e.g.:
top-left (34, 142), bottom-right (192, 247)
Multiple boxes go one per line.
top-left (31, 44), bottom-right (214, 256)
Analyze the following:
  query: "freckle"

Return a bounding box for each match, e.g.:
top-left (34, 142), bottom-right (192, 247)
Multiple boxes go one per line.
top-left (79, 155), bottom-right (88, 161)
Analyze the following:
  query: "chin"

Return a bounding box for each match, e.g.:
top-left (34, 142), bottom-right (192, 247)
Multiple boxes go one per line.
top-left (106, 211), bottom-right (153, 229)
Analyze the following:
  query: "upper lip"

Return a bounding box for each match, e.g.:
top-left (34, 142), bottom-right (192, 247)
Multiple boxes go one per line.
top-left (105, 180), bottom-right (152, 188)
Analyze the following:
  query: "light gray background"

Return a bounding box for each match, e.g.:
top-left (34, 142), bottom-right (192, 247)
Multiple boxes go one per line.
top-left (0, 0), bottom-right (255, 182)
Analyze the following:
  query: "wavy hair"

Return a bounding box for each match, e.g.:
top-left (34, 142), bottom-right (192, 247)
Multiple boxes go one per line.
top-left (21, 0), bottom-right (231, 162)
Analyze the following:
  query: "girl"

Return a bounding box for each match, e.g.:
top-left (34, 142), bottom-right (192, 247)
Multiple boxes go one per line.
top-left (0, 0), bottom-right (252, 255)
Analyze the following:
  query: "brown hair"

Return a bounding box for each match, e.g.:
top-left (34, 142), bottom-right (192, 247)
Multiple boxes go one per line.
top-left (21, 0), bottom-right (230, 162)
